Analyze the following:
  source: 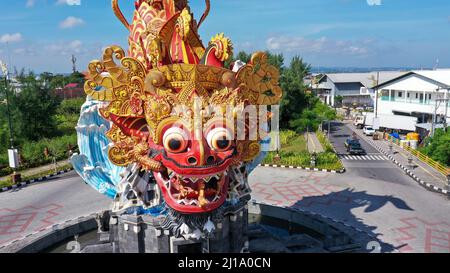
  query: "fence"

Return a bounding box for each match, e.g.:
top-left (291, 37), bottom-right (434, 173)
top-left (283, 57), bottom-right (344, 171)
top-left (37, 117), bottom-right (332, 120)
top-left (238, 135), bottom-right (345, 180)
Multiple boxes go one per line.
top-left (385, 135), bottom-right (450, 177)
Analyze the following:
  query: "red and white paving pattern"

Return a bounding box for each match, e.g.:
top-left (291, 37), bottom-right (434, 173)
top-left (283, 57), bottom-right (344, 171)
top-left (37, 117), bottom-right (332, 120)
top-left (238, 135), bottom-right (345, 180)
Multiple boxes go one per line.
top-left (249, 167), bottom-right (450, 253)
top-left (0, 168), bottom-right (448, 253)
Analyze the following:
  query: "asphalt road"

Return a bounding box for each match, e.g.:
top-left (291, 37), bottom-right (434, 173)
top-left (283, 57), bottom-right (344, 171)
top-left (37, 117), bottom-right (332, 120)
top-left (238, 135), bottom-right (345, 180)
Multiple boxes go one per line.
top-left (0, 133), bottom-right (449, 252)
top-left (249, 167), bottom-right (450, 253)
top-left (0, 171), bottom-right (110, 246)
top-left (327, 121), bottom-right (416, 186)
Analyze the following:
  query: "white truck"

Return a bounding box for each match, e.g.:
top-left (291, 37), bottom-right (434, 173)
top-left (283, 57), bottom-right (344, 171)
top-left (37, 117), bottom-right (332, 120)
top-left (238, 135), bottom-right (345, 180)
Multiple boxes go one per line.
top-left (354, 112), bottom-right (418, 132)
top-left (354, 113), bottom-right (374, 129)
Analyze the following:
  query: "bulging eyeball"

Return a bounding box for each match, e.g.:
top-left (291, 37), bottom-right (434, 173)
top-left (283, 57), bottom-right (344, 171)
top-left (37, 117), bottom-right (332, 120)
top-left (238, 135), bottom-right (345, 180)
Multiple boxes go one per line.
top-left (145, 71), bottom-right (165, 91)
top-left (207, 127), bottom-right (233, 152)
top-left (163, 127), bottom-right (188, 153)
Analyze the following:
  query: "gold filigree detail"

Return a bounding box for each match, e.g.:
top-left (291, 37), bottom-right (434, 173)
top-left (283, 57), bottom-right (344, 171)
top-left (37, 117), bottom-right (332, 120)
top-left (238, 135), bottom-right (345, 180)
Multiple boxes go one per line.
top-left (236, 52), bottom-right (283, 105)
top-left (209, 33), bottom-right (233, 62)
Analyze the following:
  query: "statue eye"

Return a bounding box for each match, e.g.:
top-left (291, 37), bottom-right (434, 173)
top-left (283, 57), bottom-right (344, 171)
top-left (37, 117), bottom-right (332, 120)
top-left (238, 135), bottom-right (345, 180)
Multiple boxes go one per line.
top-left (207, 128), bottom-right (233, 152)
top-left (163, 128), bottom-right (188, 153)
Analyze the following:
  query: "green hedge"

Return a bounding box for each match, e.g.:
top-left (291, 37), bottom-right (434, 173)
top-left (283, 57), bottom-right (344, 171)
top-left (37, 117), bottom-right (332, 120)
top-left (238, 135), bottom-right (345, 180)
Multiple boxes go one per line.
top-left (316, 130), bottom-right (335, 153)
top-left (0, 134), bottom-right (78, 177)
top-left (262, 151), bottom-right (343, 170)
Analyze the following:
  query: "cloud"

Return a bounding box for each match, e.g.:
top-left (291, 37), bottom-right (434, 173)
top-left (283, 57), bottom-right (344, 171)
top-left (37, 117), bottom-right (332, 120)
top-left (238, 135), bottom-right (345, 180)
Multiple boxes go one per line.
top-left (26, 0), bottom-right (36, 8)
top-left (56, 0), bottom-right (82, 6)
top-left (59, 16), bottom-right (85, 29)
top-left (0, 33), bottom-right (23, 43)
top-left (266, 35), bottom-right (370, 56)
top-left (45, 40), bottom-right (84, 55)
top-left (367, 0), bottom-right (382, 6)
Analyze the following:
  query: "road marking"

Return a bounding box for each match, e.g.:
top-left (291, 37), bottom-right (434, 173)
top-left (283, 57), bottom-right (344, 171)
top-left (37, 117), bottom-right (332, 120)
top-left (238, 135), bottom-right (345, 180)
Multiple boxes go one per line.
top-left (339, 154), bottom-right (388, 161)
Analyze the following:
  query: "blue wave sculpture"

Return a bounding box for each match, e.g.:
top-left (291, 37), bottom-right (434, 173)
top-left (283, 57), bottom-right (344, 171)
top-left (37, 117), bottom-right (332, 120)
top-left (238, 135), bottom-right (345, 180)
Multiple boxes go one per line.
top-left (71, 98), bottom-right (125, 199)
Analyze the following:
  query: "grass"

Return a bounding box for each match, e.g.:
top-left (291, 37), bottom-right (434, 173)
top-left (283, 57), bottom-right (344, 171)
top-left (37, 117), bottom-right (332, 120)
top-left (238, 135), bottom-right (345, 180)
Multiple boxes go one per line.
top-left (263, 130), bottom-right (344, 170)
top-left (279, 131), bottom-right (308, 153)
top-left (0, 162), bottom-right (73, 189)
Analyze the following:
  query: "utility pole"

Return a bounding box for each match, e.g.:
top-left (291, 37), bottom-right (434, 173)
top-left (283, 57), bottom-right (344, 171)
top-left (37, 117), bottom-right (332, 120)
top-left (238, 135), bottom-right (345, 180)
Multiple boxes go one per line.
top-left (1, 60), bottom-right (20, 183)
top-left (430, 88), bottom-right (449, 137)
top-left (71, 54), bottom-right (77, 74)
top-left (0, 61), bottom-right (14, 149)
top-left (375, 72), bottom-right (379, 119)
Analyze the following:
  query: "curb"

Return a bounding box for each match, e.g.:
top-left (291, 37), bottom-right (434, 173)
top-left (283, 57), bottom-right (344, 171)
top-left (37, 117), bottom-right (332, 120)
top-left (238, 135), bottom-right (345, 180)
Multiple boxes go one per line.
top-left (348, 125), bottom-right (449, 197)
top-left (0, 212), bottom-right (98, 253)
top-left (0, 168), bottom-right (74, 194)
top-left (259, 164), bottom-right (346, 174)
top-left (252, 201), bottom-right (396, 252)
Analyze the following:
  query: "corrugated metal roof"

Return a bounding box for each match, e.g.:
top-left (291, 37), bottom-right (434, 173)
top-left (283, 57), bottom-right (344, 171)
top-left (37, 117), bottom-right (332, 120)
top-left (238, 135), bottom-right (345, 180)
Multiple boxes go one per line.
top-left (413, 70), bottom-right (450, 86)
top-left (326, 71), bottom-right (407, 88)
top-left (373, 69), bottom-right (450, 89)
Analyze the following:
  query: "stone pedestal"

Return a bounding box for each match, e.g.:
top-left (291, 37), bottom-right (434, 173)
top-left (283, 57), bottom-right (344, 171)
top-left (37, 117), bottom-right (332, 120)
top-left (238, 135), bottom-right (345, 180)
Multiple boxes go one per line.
top-left (107, 210), bottom-right (249, 253)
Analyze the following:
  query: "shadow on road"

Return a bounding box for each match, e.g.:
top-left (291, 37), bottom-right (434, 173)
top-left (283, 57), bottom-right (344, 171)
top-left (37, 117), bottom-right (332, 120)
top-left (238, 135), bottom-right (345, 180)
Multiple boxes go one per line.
top-left (290, 188), bottom-right (414, 253)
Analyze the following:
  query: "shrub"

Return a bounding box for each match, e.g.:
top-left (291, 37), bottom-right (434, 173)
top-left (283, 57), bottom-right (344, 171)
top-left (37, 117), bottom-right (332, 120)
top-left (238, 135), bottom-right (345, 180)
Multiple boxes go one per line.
top-left (316, 130), bottom-right (335, 153)
top-left (419, 129), bottom-right (450, 167)
top-left (0, 134), bottom-right (78, 175)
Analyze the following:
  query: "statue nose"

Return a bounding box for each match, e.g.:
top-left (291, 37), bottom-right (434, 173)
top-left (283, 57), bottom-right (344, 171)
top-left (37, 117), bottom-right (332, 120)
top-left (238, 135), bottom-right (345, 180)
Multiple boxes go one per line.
top-left (187, 156), bottom-right (198, 165)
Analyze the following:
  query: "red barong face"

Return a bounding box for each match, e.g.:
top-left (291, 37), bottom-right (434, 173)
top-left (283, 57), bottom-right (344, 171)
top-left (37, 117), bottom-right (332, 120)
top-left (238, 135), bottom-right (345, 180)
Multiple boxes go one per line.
top-left (84, 0), bottom-right (282, 214)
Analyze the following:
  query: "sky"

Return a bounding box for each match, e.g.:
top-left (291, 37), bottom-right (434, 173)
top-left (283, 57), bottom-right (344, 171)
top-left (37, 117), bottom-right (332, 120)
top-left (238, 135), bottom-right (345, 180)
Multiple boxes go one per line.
top-left (0, 0), bottom-right (449, 73)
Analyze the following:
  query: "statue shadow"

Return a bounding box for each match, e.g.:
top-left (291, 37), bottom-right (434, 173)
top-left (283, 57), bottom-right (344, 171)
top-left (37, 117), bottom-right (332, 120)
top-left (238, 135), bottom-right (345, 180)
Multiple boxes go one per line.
top-left (289, 188), bottom-right (414, 253)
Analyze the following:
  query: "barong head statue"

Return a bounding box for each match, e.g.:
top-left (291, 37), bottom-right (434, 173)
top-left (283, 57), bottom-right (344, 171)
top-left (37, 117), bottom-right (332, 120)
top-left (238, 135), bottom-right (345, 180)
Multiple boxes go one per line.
top-left (77, 0), bottom-right (282, 217)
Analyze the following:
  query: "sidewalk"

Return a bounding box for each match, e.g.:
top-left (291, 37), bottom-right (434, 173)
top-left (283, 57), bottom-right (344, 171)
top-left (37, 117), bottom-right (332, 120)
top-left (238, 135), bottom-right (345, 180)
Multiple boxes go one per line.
top-left (347, 122), bottom-right (449, 193)
top-left (0, 159), bottom-right (71, 182)
top-left (305, 132), bottom-right (324, 153)
top-left (378, 139), bottom-right (448, 189)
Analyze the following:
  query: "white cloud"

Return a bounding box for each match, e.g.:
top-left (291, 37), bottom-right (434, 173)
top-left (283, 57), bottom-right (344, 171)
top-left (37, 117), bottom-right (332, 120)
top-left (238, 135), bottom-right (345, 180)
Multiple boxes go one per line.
top-left (59, 16), bottom-right (85, 29)
top-left (56, 0), bottom-right (82, 6)
top-left (0, 33), bottom-right (23, 44)
top-left (26, 0), bottom-right (36, 8)
top-left (367, 0), bottom-right (382, 6)
top-left (46, 40), bottom-right (84, 55)
top-left (266, 35), bottom-right (370, 56)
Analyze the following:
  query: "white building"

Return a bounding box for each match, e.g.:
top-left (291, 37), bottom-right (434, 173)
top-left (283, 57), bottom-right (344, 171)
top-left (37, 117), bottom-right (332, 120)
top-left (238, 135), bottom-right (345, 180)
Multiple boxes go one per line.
top-left (310, 72), bottom-right (405, 107)
top-left (373, 70), bottom-right (450, 133)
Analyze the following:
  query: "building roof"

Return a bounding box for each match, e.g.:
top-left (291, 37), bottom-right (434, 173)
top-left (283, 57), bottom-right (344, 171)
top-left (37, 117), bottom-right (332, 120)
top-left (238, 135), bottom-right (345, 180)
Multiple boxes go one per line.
top-left (64, 83), bottom-right (80, 89)
top-left (415, 123), bottom-right (446, 130)
top-left (325, 71), bottom-right (406, 88)
top-left (374, 69), bottom-right (450, 89)
top-left (413, 70), bottom-right (450, 86)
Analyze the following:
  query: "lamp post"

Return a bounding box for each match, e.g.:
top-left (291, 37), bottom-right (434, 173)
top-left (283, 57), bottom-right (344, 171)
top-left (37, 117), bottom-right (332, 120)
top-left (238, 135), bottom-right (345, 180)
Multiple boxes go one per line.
top-left (1, 61), bottom-right (14, 149)
top-left (1, 60), bottom-right (20, 183)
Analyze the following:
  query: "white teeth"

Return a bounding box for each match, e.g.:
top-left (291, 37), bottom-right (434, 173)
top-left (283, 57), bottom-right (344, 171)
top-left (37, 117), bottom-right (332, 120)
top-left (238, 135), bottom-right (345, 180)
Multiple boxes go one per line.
top-left (189, 200), bottom-right (199, 206)
top-left (214, 174), bottom-right (221, 180)
top-left (177, 200), bottom-right (185, 205)
top-left (212, 195), bottom-right (220, 202)
top-left (204, 176), bottom-right (212, 183)
top-left (190, 177), bottom-right (199, 183)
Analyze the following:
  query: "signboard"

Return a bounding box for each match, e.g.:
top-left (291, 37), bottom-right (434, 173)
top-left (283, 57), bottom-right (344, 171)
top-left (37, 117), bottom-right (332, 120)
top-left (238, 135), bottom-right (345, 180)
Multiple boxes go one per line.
top-left (8, 149), bottom-right (19, 169)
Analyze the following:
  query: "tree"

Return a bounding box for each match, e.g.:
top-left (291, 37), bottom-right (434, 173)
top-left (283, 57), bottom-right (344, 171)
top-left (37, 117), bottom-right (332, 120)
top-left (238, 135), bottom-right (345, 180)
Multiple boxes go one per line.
top-left (279, 56), bottom-right (311, 129)
top-left (335, 95), bottom-right (343, 107)
top-left (13, 74), bottom-right (61, 141)
top-left (420, 129), bottom-right (450, 166)
top-left (67, 71), bottom-right (85, 84)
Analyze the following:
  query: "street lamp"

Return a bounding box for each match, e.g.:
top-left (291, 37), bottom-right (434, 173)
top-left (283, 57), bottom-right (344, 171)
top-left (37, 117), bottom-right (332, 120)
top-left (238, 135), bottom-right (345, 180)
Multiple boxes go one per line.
top-left (0, 61), bottom-right (14, 149)
top-left (1, 60), bottom-right (21, 183)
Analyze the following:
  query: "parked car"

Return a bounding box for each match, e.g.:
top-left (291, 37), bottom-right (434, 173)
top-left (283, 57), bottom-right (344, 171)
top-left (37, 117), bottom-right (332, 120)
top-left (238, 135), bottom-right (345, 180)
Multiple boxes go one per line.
top-left (347, 142), bottom-right (366, 155)
top-left (345, 138), bottom-right (360, 148)
top-left (363, 126), bottom-right (375, 136)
